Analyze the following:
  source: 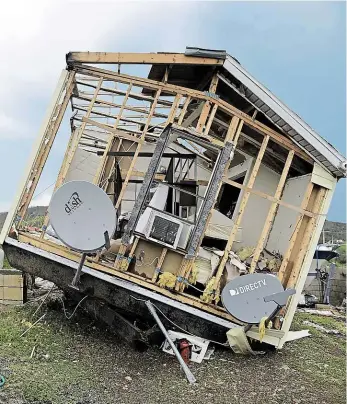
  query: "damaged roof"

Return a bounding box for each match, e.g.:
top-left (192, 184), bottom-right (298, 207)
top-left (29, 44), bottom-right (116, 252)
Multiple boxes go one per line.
top-left (146, 47), bottom-right (346, 178)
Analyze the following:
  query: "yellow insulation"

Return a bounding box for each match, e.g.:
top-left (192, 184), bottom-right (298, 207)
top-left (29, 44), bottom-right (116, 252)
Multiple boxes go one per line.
top-left (157, 272), bottom-right (176, 289)
top-left (258, 316), bottom-right (273, 342)
top-left (200, 277), bottom-right (220, 304)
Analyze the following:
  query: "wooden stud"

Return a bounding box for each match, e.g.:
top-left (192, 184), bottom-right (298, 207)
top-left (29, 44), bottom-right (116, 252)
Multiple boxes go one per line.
top-left (114, 88), bottom-right (164, 211)
top-left (81, 117), bottom-right (142, 142)
top-left (213, 134), bottom-right (270, 290)
top-left (75, 80), bottom-right (172, 107)
top-left (38, 77), bottom-right (104, 236)
top-left (93, 83), bottom-right (133, 185)
top-left (196, 75), bottom-right (219, 133)
top-left (113, 89), bottom-right (177, 270)
top-left (275, 187), bottom-right (327, 327)
top-left (93, 133), bottom-right (114, 185)
top-left (178, 96), bottom-right (191, 125)
top-left (249, 150), bottom-right (295, 272)
top-left (176, 117), bottom-right (242, 292)
top-left (286, 187), bottom-right (326, 288)
top-left (151, 248), bottom-right (168, 283)
top-left (16, 72), bottom-right (76, 228)
top-left (101, 138), bottom-right (124, 192)
top-left (222, 178), bottom-right (317, 218)
top-left (277, 182), bottom-right (314, 283)
top-left (225, 116), bottom-right (240, 142)
top-left (74, 64), bottom-right (312, 163)
top-left (40, 126), bottom-right (81, 237)
top-left (129, 237), bottom-right (140, 257)
top-left (204, 104), bottom-right (218, 136)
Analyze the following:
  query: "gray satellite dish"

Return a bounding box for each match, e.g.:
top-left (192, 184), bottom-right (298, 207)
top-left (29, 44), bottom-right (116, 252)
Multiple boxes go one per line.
top-left (49, 181), bottom-right (116, 289)
top-left (49, 180), bottom-right (116, 253)
top-left (221, 273), bottom-right (295, 324)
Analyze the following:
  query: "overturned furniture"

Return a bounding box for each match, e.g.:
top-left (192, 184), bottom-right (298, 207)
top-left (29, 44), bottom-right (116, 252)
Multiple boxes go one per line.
top-left (1, 47), bottom-right (346, 351)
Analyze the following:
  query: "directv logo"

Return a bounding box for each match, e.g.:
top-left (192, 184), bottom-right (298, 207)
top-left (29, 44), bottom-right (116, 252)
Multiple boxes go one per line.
top-left (229, 278), bottom-right (267, 296)
top-left (64, 192), bottom-right (83, 215)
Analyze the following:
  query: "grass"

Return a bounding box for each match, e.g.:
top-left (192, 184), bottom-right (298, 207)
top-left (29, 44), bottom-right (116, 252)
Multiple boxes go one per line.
top-left (2, 254), bottom-right (12, 269)
top-left (0, 303), bottom-right (345, 404)
top-left (288, 312), bottom-right (346, 397)
top-left (0, 305), bottom-right (109, 403)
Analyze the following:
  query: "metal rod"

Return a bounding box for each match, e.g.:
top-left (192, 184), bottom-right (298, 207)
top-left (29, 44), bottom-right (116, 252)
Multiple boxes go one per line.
top-left (145, 300), bottom-right (196, 384)
top-left (97, 151), bottom-right (196, 159)
top-left (152, 179), bottom-right (203, 200)
top-left (70, 253), bottom-right (87, 289)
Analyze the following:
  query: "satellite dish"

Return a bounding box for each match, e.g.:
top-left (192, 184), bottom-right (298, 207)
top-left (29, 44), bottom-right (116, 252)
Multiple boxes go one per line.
top-left (221, 273), bottom-right (295, 324)
top-left (49, 181), bottom-right (116, 253)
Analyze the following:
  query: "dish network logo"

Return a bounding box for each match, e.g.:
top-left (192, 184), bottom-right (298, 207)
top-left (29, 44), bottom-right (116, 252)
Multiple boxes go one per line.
top-left (64, 192), bottom-right (83, 215)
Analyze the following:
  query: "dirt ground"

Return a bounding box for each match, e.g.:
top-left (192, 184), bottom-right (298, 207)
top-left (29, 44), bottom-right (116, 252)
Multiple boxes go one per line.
top-left (0, 301), bottom-right (345, 404)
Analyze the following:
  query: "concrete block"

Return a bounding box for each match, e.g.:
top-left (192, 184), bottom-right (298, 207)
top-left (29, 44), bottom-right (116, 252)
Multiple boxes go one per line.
top-left (0, 268), bottom-right (23, 304)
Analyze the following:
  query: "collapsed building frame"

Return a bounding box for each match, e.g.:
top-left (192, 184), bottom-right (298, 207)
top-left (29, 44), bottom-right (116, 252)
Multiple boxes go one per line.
top-left (2, 48), bottom-right (346, 349)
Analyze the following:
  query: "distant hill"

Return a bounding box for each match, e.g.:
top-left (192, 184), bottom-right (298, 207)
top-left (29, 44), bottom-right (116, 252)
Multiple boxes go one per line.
top-left (319, 220), bottom-right (346, 243)
top-left (0, 206), bottom-right (47, 232)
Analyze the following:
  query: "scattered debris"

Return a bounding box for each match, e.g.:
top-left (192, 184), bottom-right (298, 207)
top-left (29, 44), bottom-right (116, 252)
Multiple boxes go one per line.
top-left (162, 331), bottom-right (214, 364)
top-left (20, 313), bottom-right (46, 337)
top-left (298, 294), bottom-right (319, 307)
top-left (297, 308), bottom-right (344, 318)
top-left (30, 346), bottom-right (36, 359)
top-left (302, 320), bottom-right (342, 335)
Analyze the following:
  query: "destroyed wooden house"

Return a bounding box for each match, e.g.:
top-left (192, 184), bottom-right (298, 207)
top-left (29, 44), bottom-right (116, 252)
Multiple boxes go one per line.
top-left (1, 47), bottom-right (346, 350)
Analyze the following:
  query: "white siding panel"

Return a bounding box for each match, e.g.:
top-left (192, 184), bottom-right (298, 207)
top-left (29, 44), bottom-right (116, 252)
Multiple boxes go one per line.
top-left (266, 174), bottom-right (311, 255)
top-left (64, 148), bottom-right (101, 183)
top-left (234, 165), bottom-right (280, 251)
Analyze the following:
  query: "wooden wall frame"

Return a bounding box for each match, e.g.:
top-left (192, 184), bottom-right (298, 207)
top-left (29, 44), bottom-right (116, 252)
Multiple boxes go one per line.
top-left (1, 54), bottom-right (339, 349)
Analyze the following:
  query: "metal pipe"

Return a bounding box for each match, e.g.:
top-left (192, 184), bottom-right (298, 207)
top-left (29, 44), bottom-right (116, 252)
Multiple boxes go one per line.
top-left (145, 300), bottom-right (196, 384)
top-left (70, 252), bottom-right (87, 289)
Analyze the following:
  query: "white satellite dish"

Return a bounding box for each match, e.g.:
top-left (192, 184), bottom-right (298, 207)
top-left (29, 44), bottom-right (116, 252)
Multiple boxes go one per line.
top-left (49, 181), bottom-right (116, 253)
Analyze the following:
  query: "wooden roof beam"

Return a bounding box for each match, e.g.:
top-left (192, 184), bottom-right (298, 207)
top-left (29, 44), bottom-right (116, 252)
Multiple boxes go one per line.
top-left (67, 52), bottom-right (224, 66)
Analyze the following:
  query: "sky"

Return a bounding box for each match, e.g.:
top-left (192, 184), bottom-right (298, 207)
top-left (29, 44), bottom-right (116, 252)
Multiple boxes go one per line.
top-left (0, 0), bottom-right (346, 222)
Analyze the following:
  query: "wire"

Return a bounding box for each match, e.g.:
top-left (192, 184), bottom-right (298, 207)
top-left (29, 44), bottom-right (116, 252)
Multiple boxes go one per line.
top-left (32, 285), bottom-right (55, 318)
top-left (31, 153), bottom-right (92, 202)
top-left (130, 295), bottom-right (228, 347)
top-left (135, 256), bottom-right (159, 267)
top-left (59, 295), bottom-right (88, 320)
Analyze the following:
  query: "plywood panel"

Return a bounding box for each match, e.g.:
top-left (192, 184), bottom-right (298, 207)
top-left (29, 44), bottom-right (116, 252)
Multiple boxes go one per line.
top-left (64, 148), bottom-right (101, 183)
top-left (266, 174), bottom-right (311, 255)
top-left (133, 239), bottom-right (183, 279)
top-left (234, 164), bottom-right (279, 251)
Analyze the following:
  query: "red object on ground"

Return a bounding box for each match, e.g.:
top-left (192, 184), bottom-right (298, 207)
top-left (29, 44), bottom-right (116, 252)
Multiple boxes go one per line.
top-left (178, 339), bottom-right (191, 364)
